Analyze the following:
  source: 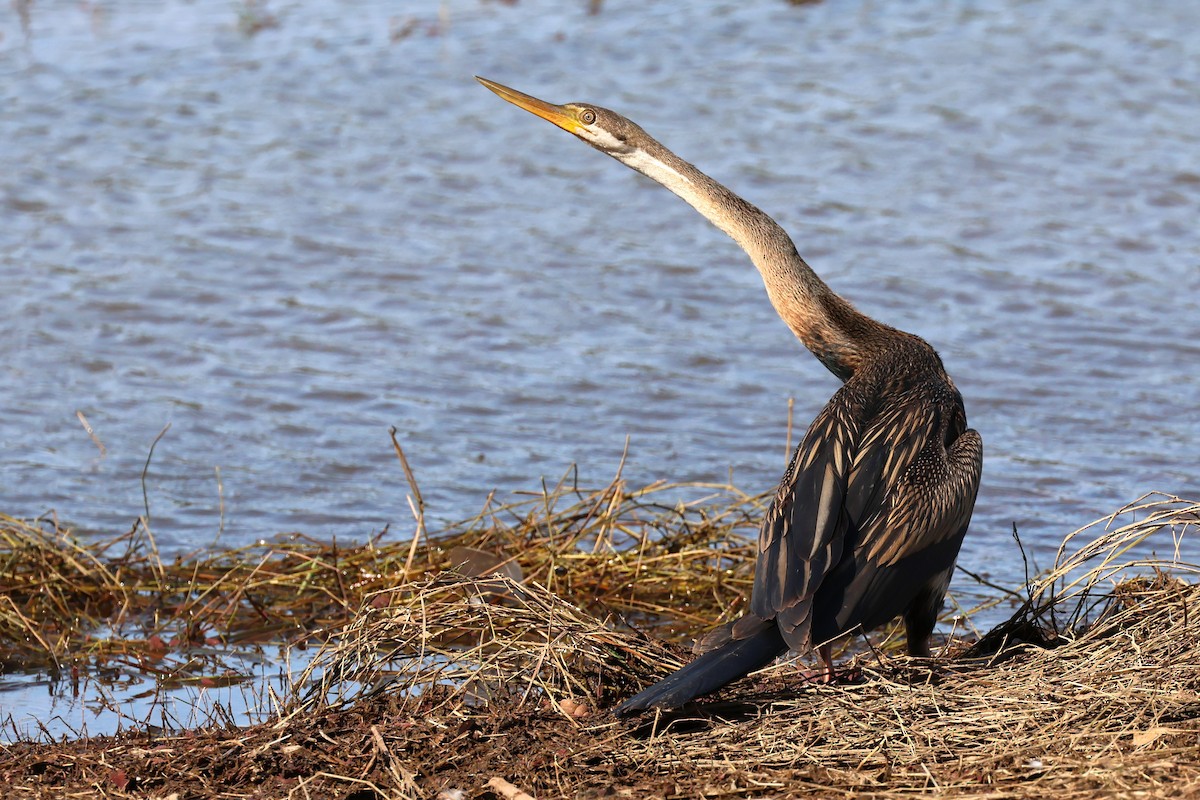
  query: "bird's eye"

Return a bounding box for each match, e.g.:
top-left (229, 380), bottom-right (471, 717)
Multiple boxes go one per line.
top-left (580, 108), bottom-right (597, 125)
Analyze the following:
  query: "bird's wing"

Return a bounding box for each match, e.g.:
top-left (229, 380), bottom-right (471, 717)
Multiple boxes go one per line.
top-left (848, 401), bottom-right (983, 568)
top-left (810, 404), bottom-right (982, 638)
top-left (748, 386), bottom-right (982, 649)
top-left (749, 388), bottom-right (862, 645)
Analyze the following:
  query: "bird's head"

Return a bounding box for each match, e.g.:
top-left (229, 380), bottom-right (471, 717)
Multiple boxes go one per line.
top-left (476, 76), bottom-right (645, 160)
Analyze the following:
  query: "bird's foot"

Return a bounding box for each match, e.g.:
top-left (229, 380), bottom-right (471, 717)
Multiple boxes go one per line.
top-left (797, 667), bottom-right (836, 684)
top-left (797, 666), bottom-right (863, 685)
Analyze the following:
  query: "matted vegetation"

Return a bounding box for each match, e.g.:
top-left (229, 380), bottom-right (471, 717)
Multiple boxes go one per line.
top-left (0, 468), bottom-right (767, 692)
top-left (2, 476), bottom-right (1199, 798)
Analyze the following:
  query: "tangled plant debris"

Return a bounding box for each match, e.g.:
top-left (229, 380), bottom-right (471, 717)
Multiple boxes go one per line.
top-left (2, 478), bottom-right (1199, 798)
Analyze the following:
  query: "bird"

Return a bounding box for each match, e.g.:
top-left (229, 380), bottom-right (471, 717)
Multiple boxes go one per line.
top-left (476, 77), bottom-right (983, 715)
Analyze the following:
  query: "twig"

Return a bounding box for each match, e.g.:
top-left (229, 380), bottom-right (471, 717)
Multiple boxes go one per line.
top-left (214, 465), bottom-right (226, 544)
top-left (390, 427), bottom-right (426, 575)
top-left (76, 410), bottom-right (107, 456)
top-left (487, 776), bottom-right (536, 800)
top-left (784, 395), bottom-right (795, 465)
top-left (955, 564), bottom-right (1027, 602)
top-left (140, 422), bottom-right (172, 527)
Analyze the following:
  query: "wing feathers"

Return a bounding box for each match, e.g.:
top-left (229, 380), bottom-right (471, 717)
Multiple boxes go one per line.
top-left (750, 391), bottom-right (859, 645)
top-left (746, 369), bottom-right (982, 652)
top-left (862, 427), bottom-right (982, 567)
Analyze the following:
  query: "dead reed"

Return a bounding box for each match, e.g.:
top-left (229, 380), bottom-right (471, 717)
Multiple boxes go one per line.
top-left (0, 468), bottom-right (765, 689)
top-left (283, 491), bottom-right (1200, 799)
top-left (2, 481), bottom-right (1199, 798)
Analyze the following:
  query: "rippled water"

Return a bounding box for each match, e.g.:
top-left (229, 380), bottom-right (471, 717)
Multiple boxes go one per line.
top-left (3, 0), bottom-right (1198, 690)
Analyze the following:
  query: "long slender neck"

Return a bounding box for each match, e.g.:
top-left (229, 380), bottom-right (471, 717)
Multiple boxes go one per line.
top-left (616, 141), bottom-right (898, 381)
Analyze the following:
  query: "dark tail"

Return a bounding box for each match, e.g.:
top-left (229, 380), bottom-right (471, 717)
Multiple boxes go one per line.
top-left (614, 621), bottom-right (787, 716)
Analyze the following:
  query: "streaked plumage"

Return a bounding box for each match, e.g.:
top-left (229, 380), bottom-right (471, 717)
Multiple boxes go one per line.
top-left (477, 77), bottom-right (983, 715)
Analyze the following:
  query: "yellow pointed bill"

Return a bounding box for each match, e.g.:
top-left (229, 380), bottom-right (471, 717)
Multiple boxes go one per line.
top-left (476, 76), bottom-right (584, 134)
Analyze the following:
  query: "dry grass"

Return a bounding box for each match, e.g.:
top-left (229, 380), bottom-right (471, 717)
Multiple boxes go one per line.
top-left (2, 481), bottom-right (1199, 798)
top-left (269, 491), bottom-right (1200, 799)
top-left (0, 467), bottom-right (763, 688)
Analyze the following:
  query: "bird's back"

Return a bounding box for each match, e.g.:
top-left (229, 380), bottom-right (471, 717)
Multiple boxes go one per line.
top-left (753, 334), bottom-right (982, 652)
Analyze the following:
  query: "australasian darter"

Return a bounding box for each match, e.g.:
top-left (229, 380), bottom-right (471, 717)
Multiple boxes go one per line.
top-left (477, 77), bottom-right (983, 715)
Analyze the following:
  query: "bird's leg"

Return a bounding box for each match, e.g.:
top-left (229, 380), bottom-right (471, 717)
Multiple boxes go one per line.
top-left (818, 643), bottom-right (836, 683)
top-left (903, 595), bottom-right (940, 659)
top-left (799, 644), bottom-right (838, 683)
top-left (906, 635), bottom-right (932, 658)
